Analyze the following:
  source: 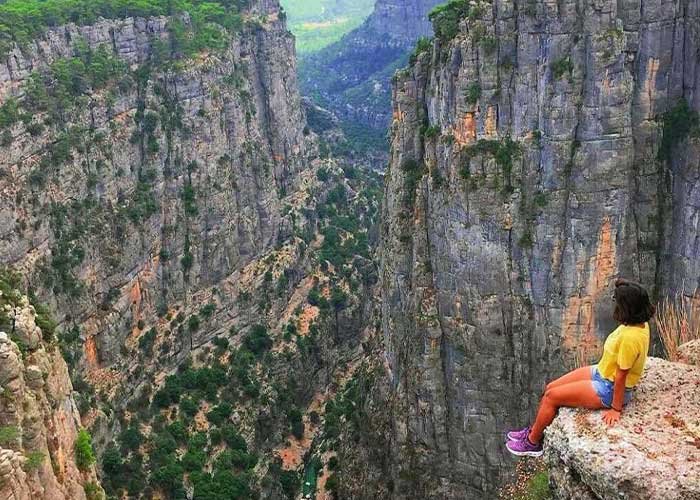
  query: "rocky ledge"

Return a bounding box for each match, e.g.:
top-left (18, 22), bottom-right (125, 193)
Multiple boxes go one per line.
top-left (545, 357), bottom-right (700, 500)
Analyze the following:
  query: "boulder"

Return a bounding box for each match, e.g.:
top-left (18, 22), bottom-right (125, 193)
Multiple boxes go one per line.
top-left (678, 339), bottom-right (700, 367)
top-left (10, 299), bottom-right (42, 350)
top-left (545, 357), bottom-right (700, 499)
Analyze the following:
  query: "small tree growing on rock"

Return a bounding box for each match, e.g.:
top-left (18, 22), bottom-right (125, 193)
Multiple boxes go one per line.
top-left (75, 429), bottom-right (96, 471)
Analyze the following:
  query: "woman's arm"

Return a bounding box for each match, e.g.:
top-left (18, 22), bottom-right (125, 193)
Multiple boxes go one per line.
top-left (602, 368), bottom-right (629, 426)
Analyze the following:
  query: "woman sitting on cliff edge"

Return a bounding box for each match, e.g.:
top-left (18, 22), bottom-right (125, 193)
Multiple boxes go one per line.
top-left (506, 278), bottom-right (656, 457)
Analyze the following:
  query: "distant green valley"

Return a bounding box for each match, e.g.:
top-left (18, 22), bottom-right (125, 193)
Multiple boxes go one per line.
top-left (280, 0), bottom-right (375, 53)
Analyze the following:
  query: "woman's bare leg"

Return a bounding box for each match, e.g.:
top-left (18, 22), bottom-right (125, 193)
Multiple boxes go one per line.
top-left (528, 380), bottom-right (603, 443)
top-left (545, 365), bottom-right (594, 391)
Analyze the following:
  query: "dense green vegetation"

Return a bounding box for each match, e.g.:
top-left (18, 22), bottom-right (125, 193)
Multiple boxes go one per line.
top-left (409, 36), bottom-right (433, 64)
top-left (0, 425), bottom-right (21, 447)
top-left (97, 164), bottom-right (382, 498)
top-left (551, 56), bottom-right (574, 81)
top-left (658, 99), bottom-right (700, 161)
top-left (429, 0), bottom-right (485, 42)
top-left (461, 138), bottom-right (522, 195)
top-left (401, 158), bottom-right (427, 208)
top-left (280, 0), bottom-right (374, 53)
top-left (0, 0), bottom-right (252, 56)
top-left (75, 429), bottom-right (97, 471)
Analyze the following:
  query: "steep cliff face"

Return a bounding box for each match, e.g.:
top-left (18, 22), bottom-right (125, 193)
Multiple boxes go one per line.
top-left (299, 0), bottom-right (444, 128)
top-left (0, 276), bottom-right (101, 500)
top-left (365, 0), bottom-right (442, 43)
top-left (380, 0), bottom-right (700, 497)
top-left (0, 2), bottom-right (304, 373)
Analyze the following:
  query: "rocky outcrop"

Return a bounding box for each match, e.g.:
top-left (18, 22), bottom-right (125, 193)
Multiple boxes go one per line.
top-left (679, 340), bottom-right (700, 366)
top-left (299, 0), bottom-right (443, 128)
top-left (379, 0), bottom-right (700, 497)
top-left (0, 302), bottom-right (100, 499)
top-left (545, 357), bottom-right (700, 499)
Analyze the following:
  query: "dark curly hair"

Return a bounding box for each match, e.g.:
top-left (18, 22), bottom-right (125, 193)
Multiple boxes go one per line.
top-left (613, 278), bottom-right (656, 325)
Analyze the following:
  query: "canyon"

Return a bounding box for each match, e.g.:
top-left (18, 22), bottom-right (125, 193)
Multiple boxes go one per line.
top-left (0, 0), bottom-right (699, 498)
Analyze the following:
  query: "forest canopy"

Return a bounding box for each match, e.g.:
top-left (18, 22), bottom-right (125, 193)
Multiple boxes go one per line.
top-left (0, 0), bottom-right (252, 56)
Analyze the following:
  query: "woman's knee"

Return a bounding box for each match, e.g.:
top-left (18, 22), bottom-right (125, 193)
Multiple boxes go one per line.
top-left (541, 388), bottom-right (555, 405)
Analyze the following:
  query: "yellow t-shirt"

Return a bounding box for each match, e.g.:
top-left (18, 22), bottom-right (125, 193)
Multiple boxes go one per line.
top-left (597, 323), bottom-right (650, 387)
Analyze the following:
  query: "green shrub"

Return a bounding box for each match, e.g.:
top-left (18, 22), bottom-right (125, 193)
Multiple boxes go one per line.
top-left (325, 473), bottom-right (339, 493)
top-left (182, 233), bottom-right (194, 273)
top-left (551, 57), bottom-right (574, 80)
top-left (206, 403), bottom-right (233, 426)
top-left (1, 130), bottom-right (12, 146)
top-left (188, 314), bottom-right (200, 333)
top-left (279, 470), bottom-right (300, 500)
top-left (23, 451), bottom-right (44, 471)
top-left (658, 99), bottom-right (700, 161)
top-left (74, 429), bottom-right (96, 471)
top-left (287, 406), bottom-right (304, 439)
top-left (0, 426), bottom-right (20, 446)
top-left (242, 324), bottom-right (272, 356)
top-left (480, 35), bottom-right (497, 54)
top-left (220, 425), bottom-right (247, 451)
top-left (465, 82), bottom-right (482, 104)
top-left (119, 425), bottom-right (143, 452)
top-left (400, 158), bottom-right (426, 207)
top-left (83, 481), bottom-right (104, 500)
top-left (422, 124), bottom-right (441, 139)
top-left (212, 336), bottom-right (229, 350)
top-left (200, 302), bottom-right (216, 318)
top-left (409, 36), bottom-right (433, 64)
top-left (429, 0), bottom-right (470, 41)
top-left (139, 328), bottom-right (157, 353)
top-left (522, 471), bottom-right (552, 499)
top-left (182, 182), bottom-right (198, 217)
top-left (534, 191), bottom-right (549, 208)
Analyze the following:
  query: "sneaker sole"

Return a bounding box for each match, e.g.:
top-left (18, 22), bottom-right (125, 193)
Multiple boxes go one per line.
top-left (506, 445), bottom-right (544, 457)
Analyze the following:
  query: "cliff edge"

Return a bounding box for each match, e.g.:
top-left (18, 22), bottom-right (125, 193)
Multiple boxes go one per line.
top-left (0, 291), bottom-right (100, 499)
top-left (545, 357), bottom-right (700, 500)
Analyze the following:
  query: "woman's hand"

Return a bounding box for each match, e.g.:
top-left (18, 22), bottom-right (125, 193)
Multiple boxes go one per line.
top-left (602, 409), bottom-right (621, 426)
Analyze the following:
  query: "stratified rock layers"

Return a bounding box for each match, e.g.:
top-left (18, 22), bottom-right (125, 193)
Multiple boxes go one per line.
top-left (380, 0), bottom-right (700, 497)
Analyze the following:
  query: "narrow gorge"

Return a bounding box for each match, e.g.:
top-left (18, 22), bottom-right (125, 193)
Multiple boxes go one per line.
top-left (0, 0), bottom-right (699, 499)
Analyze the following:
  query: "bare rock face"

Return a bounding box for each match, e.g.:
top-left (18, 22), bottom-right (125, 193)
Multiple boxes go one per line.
top-left (0, 307), bottom-right (100, 499)
top-left (8, 298), bottom-right (43, 350)
top-left (378, 0), bottom-right (700, 496)
top-left (545, 358), bottom-right (700, 500)
top-left (364, 0), bottom-right (442, 43)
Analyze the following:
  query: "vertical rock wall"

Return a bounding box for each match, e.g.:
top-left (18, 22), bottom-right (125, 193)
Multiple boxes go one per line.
top-left (0, 301), bottom-right (100, 500)
top-left (380, 0), bottom-right (700, 496)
